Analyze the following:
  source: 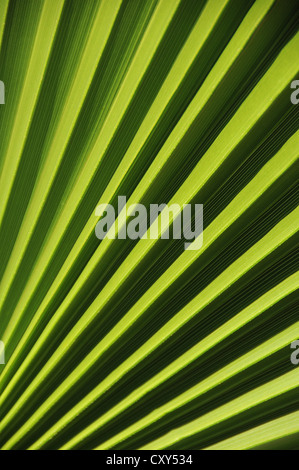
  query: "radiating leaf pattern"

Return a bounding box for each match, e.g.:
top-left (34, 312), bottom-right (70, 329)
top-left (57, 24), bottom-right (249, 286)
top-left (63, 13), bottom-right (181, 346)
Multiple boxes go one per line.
top-left (0, 0), bottom-right (298, 451)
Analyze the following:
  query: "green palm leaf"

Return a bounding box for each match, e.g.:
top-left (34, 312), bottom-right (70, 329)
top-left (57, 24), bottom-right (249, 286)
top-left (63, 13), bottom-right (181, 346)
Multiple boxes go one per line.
top-left (0, 0), bottom-right (298, 450)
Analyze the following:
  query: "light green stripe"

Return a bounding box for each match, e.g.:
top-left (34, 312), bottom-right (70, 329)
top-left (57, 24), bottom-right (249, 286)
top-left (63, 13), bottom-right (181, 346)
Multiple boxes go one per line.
top-left (1, 206), bottom-right (297, 446)
top-left (0, 0), bottom-right (123, 311)
top-left (141, 369), bottom-right (299, 449)
top-left (205, 411), bottom-right (299, 450)
top-left (15, 133), bottom-right (299, 448)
